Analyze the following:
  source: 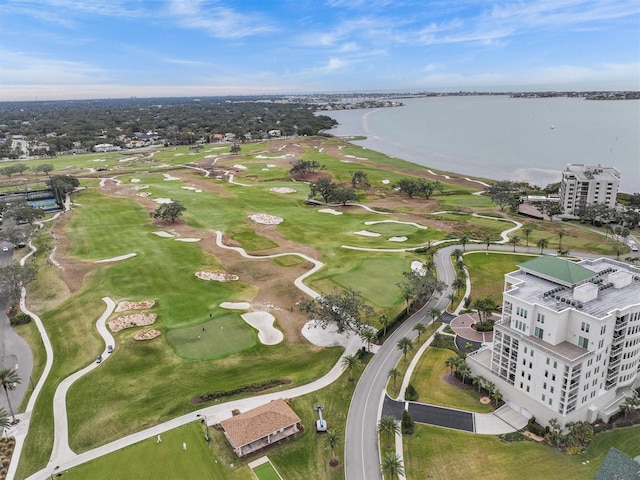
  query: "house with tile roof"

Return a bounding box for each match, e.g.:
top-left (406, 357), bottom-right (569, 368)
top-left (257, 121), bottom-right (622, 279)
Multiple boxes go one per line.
top-left (220, 398), bottom-right (302, 457)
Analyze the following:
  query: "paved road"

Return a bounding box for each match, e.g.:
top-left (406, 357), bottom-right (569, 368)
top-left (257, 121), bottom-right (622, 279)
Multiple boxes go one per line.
top-left (382, 396), bottom-right (475, 432)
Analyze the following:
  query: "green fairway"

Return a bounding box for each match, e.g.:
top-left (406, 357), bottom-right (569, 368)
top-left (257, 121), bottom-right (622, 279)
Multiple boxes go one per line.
top-left (253, 461), bottom-right (283, 480)
top-left (464, 252), bottom-right (537, 302)
top-left (166, 314), bottom-right (256, 360)
top-left (63, 423), bottom-right (244, 480)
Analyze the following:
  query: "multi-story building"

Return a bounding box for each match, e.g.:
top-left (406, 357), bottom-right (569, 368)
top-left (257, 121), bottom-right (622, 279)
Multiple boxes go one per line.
top-left (468, 256), bottom-right (640, 428)
top-left (558, 163), bottom-right (620, 217)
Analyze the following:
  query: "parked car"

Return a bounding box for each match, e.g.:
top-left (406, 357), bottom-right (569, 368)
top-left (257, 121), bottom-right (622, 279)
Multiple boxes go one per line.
top-left (96, 355), bottom-right (102, 364)
top-left (2, 246), bottom-right (8, 252)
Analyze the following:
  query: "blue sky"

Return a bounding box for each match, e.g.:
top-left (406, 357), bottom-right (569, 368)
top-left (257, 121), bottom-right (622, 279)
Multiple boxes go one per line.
top-left (1, 0), bottom-right (639, 101)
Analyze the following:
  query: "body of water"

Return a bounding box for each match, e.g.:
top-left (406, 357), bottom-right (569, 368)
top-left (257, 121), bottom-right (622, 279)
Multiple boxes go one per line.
top-left (323, 96), bottom-right (639, 193)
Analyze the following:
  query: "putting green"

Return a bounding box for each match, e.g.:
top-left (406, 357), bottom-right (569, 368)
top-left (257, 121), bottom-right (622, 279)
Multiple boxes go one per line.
top-left (166, 314), bottom-right (256, 360)
top-left (253, 461), bottom-right (283, 480)
top-left (365, 222), bottom-right (420, 236)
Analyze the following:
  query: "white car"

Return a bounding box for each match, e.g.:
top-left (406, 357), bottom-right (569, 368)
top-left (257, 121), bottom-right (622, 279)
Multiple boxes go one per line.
top-left (2, 246), bottom-right (8, 252)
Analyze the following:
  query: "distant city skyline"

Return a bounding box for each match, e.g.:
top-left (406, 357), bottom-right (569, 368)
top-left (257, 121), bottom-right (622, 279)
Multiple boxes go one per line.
top-left (1, 0), bottom-right (639, 101)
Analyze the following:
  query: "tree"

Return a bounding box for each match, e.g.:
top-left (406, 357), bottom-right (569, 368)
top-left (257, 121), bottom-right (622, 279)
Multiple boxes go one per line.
top-left (230, 143), bottom-right (241, 153)
top-left (0, 368), bottom-right (21, 423)
top-left (341, 354), bottom-right (360, 382)
top-left (620, 394), bottom-right (639, 417)
top-left (490, 388), bottom-right (503, 407)
top-left (473, 375), bottom-right (486, 393)
top-left (397, 269), bottom-right (445, 314)
top-left (412, 322), bottom-right (426, 343)
top-left (330, 185), bottom-right (358, 205)
top-left (324, 428), bottom-right (341, 464)
top-left (377, 416), bottom-right (400, 449)
top-left (49, 174), bottom-right (79, 206)
top-left (536, 238), bottom-right (549, 254)
top-left (0, 407), bottom-right (9, 430)
top-left (5, 205), bottom-right (45, 225)
top-left (151, 201), bottom-right (186, 223)
top-left (388, 368), bottom-right (400, 391)
top-left (34, 163), bottom-right (54, 176)
top-left (393, 178), bottom-right (419, 198)
top-left (359, 326), bottom-right (377, 352)
top-left (0, 263), bottom-right (38, 308)
top-left (522, 226), bottom-right (533, 249)
top-left (404, 383), bottom-right (418, 401)
top-left (300, 287), bottom-right (373, 335)
top-left (401, 409), bottom-right (415, 434)
top-left (379, 314), bottom-right (390, 337)
top-left (509, 235), bottom-right (521, 252)
top-left (452, 276), bottom-right (466, 295)
top-left (381, 452), bottom-right (405, 480)
top-left (547, 418), bottom-right (564, 448)
top-left (350, 170), bottom-right (370, 189)
top-left (429, 307), bottom-right (442, 324)
top-left (445, 356), bottom-right (459, 377)
top-left (397, 336), bottom-right (414, 364)
top-left (459, 235), bottom-right (469, 252)
top-left (483, 234), bottom-right (492, 253)
top-left (458, 361), bottom-right (471, 384)
top-left (471, 296), bottom-right (496, 324)
top-left (557, 230), bottom-right (566, 251)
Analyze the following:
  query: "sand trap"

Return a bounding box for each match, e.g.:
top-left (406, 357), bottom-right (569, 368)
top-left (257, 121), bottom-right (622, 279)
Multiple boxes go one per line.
top-left (195, 271), bottom-right (239, 282)
top-left (220, 302), bottom-right (251, 310)
top-left (269, 187), bottom-right (297, 194)
top-left (261, 168), bottom-right (270, 171)
top-left (109, 313), bottom-right (157, 332)
top-left (266, 164), bottom-right (276, 168)
top-left (318, 208), bottom-right (343, 216)
top-left (365, 220), bottom-right (428, 229)
top-left (181, 186), bottom-right (199, 191)
top-left (153, 198), bottom-right (173, 204)
top-left (175, 238), bottom-right (201, 242)
top-left (131, 178), bottom-right (141, 183)
top-left (381, 179), bottom-right (390, 184)
top-left (233, 164), bottom-right (247, 170)
top-left (389, 236), bottom-right (408, 242)
top-left (163, 173), bottom-right (180, 181)
top-left (153, 231), bottom-right (175, 237)
top-left (249, 213), bottom-right (284, 225)
top-left (116, 300), bottom-right (156, 312)
top-left (173, 153), bottom-right (185, 157)
top-left (241, 311), bottom-right (283, 345)
top-left (92, 158), bottom-right (107, 162)
top-left (411, 261), bottom-right (427, 276)
top-left (133, 329), bottom-right (161, 341)
top-left (138, 192), bottom-right (151, 197)
top-left (255, 154), bottom-right (292, 159)
top-left (95, 253), bottom-right (137, 263)
top-left (132, 185), bottom-right (149, 190)
top-left (301, 321), bottom-right (352, 348)
top-left (354, 230), bottom-right (381, 237)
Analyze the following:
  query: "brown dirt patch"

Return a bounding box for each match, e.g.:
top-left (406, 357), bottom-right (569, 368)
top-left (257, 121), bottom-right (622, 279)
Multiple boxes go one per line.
top-left (109, 313), bottom-right (157, 332)
top-left (133, 329), bottom-right (161, 340)
top-left (116, 300), bottom-right (155, 312)
top-left (195, 271), bottom-right (239, 282)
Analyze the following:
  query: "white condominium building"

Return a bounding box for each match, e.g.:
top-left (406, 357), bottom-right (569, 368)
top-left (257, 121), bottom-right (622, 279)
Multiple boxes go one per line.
top-left (468, 256), bottom-right (640, 429)
top-left (558, 163), bottom-right (620, 217)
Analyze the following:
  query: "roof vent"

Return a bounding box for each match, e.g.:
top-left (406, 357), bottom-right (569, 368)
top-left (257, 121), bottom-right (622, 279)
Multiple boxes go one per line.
top-left (573, 283), bottom-right (599, 303)
top-left (608, 270), bottom-right (632, 289)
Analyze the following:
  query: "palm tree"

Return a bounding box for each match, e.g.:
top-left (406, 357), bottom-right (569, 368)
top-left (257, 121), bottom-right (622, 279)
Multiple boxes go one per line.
top-left (341, 354), bottom-right (360, 381)
top-left (388, 368), bottom-right (401, 391)
top-left (490, 388), bottom-right (503, 407)
top-left (557, 230), bottom-right (566, 250)
top-left (458, 362), bottom-right (471, 384)
top-left (381, 452), bottom-right (405, 480)
top-left (0, 407), bottom-right (9, 430)
top-left (380, 314), bottom-right (390, 337)
top-left (429, 307), bottom-right (442, 324)
top-left (377, 416), bottom-right (400, 449)
top-left (0, 368), bottom-right (21, 423)
top-left (522, 226), bottom-right (533, 249)
top-left (452, 248), bottom-right (464, 259)
top-left (359, 326), bottom-right (377, 352)
top-left (325, 428), bottom-right (341, 464)
top-left (445, 356), bottom-right (459, 378)
top-left (483, 234), bottom-right (492, 253)
top-left (412, 322), bottom-right (426, 343)
top-left (472, 375), bottom-right (486, 393)
top-left (452, 276), bottom-right (466, 295)
top-left (397, 337), bottom-right (414, 364)
top-left (509, 235), bottom-right (521, 252)
top-left (459, 235), bottom-right (469, 252)
top-left (536, 238), bottom-right (549, 254)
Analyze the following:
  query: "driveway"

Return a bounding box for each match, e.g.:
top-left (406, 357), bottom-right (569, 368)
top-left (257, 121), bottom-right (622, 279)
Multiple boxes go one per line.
top-left (383, 396), bottom-right (474, 432)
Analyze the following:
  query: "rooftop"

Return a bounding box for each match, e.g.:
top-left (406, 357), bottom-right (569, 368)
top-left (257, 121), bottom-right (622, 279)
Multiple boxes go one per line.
top-left (563, 163), bottom-right (621, 182)
top-left (518, 256), bottom-right (595, 286)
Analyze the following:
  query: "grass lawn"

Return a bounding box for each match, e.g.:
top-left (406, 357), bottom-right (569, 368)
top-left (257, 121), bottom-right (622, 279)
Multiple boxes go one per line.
top-left (166, 314), bottom-right (256, 360)
top-left (63, 423), bottom-right (239, 480)
top-left (253, 461), bottom-right (283, 480)
top-left (404, 424), bottom-right (640, 480)
top-left (408, 347), bottom-right (494, 413)
top-left (464, 252), bottom-right (537, 302)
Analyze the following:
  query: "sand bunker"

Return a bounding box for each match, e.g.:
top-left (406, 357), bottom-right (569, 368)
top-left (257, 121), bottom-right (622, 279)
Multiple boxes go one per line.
top-left (94, 253), bottom-right (137, 263)
top-left (381, 179), bottom-right (390, 184)
top-left (116, 300), bottom-right (156, 312)
top-left (411, 261), bottom-right (427, 276)
top-left (163, 173), bottom-right (180, 181)
top-left (131, 178), bottom-right (141, 183)
top-left (389, 236), bottom-right (408, 242)
top-left (233, 164), bottom-right (247, 170)
top-left (195, 271), bottom-right (239, 282)
top-left (365, 220), bottom-right (428, 229)
top-left (241, 312), bottom-right (283, 345)
top-left (266, 164), bottom-right (276, 168)
top-left (301, 321), bottom-right (352, 348)
top-left (255, 154), bottom-right (292, 159)
top-left (153, 231), bottom-right (175, 238)
top-left (138, 192), bottom-right (151, 197)
top-left (175, 238), bottom-right (201, 242)
top-left (153, 198), bottom-right (173, 204)
top-left (249, 213), bottom-right (284, 225)
top-left (354, 230), bottom-right (381, 237)
top-left (220, 302), bottom-right (251, 310)
top-left (133, 329), bottom-right (161, 340)
top-left (318, 208), bottom-right (343, 216)
top-left (173, 153), bottom-right (185, 157)
top-left (109, 313), bottom-right (157, 332)
top-left (269, 187), bottom-right (297, 194)
top-left (132, 185), bottom-right (149, 190)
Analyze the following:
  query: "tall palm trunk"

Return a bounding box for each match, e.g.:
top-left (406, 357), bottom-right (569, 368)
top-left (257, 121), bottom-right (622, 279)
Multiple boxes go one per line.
top-left (2, 385), bottom-right (16, 422)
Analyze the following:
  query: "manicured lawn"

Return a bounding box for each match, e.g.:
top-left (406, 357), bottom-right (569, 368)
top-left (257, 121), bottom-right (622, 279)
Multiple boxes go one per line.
top-left (464, 252), bottom-right (537, 302)
top-left (253, 461), bottom-right (283, 480)
top-left (404, 424), bottom-right (640, 480)
top-left (408, 347), bottom-right (494, 413)
top-left (166, 314), bottom-right (256, 360)
top-left (63, 423), bottom-right (243, 480)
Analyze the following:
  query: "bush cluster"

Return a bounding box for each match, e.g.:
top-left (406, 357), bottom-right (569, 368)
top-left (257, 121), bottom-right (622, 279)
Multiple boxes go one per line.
top-left (193, 379), bottom-right (290, 404)
top-left (9, 313), bottom-right (31, 326)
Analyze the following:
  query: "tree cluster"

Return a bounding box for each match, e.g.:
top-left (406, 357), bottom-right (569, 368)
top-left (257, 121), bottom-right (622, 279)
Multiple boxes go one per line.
top-left (49, 175), bottom-right (80, 206)
top-left (300, 288), bottom-right (373, 335)
top-left (486, 180), bottom-right (528, 212)
top-left (151, 201), bottom-right (186, 223)
top-left (397, 269), bottom-right (446, 314)
top-left (393, 178), bottom-right (442, 199)
top-left (307, 178), bottom-right (358, 205)
top-left (0, 263), bottom-right (38, 307)
top-left (289, 159), bottom-right (323, 178)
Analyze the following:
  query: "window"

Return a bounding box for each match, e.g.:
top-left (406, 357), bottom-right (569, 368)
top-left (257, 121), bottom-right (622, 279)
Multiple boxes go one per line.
top-left (546, 357), bottom-right (550, 365)
top-left (550, 386), bottom-right (554, 393)
top-left (598, 339), bottom-right (604, 349)
top-left (542, 394), bottom-right (546, 401)
top-left (554, 361), bottom-right (557, 368)
top-left (534, 327), bottom-right (544, 339)
top-left (543, 382), bottom-right (547, 389)
top-left (600, 325), bottom-right (606, 335)
top-left (578, 336), bottom-right (589, 349)
top-left (548, 398), bottom-right (553, 406)
top-left (581, 322), bottom-right (590, 333)
top-left (537, 313), bottom-right (545, 324)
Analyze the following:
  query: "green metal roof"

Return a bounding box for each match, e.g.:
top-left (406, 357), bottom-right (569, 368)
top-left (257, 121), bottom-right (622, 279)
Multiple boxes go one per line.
top-left (518, 256), bottom-right (595, 286)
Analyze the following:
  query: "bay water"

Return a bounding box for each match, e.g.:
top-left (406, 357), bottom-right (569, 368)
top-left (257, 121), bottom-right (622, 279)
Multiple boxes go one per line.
top-left (323, 96), bottom-right (639, 193)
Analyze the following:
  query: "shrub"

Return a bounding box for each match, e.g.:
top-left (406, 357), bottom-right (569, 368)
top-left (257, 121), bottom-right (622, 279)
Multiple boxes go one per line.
top-left (527, 417), bottom-right (547, 437)
top-left (401, 410), bottom-right (415, 435)
top-left (9, 313), bottom-right (32, 326)
top-left (500, 431), bottom-right (526, 443)
top-left (431, 333), bottom-right (458, 351)
top-left (405, 383), bottom-right (418, 401)
top-left (474, 320), bottom-right (495, 332)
